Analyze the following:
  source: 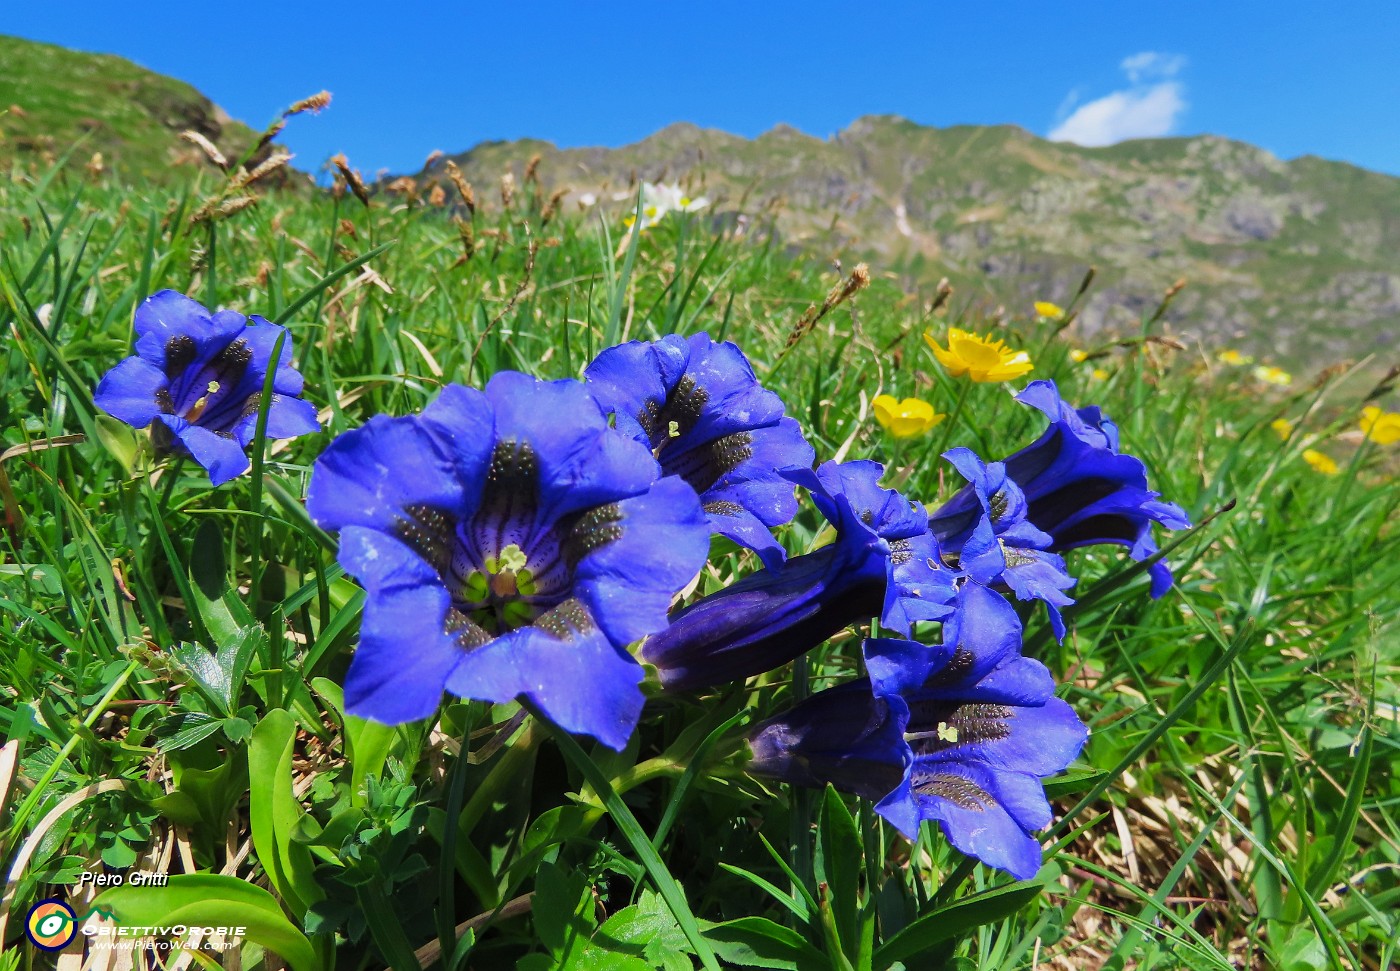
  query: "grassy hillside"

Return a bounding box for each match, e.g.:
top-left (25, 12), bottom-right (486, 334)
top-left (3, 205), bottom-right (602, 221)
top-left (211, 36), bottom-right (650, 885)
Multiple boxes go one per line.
top-left (0, 139), bottom-right (1396, 969)
top-left (0, 34), bottom-right (259, 182)
top-left (423, 117), bottom-right (1400, 367)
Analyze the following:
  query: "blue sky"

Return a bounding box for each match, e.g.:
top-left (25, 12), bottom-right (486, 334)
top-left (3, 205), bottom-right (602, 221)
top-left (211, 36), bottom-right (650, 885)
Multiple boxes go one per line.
top-left (7, 1), bottom-right (1399, 176)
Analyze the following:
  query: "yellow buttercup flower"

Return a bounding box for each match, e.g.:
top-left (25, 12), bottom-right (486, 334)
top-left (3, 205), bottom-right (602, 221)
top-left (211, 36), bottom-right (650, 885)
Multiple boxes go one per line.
top-left (872, 394), bottom-right (946, 438)
top-left (924, 328), bottom-right (1034, 383)
top-left (1069, 349), bottom-right (1088, 363)
top-left (1217, 349), bottom-right (1253, 366)
top-left (1302, 449), bottom-right (1340, 475)
top-left (1091, 368), bottom-right (1109, 381)
top-left (1270, 418), bottom-right (1294, 440)
top-left (1034, 301), bottom-right (1064, 319)
top-left (1253, 365), bottom-right (1292, 386)
top-left (1360, 405), bottom-right (1400, 445)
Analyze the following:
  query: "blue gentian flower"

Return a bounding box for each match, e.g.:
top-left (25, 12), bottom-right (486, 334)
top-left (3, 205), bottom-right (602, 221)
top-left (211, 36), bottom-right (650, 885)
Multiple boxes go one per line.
top-left (936, 448), bottom-right (1076, 640)
top-left (585, 334), bottom-right (815, 567)
top-left (306, 373), bottom-right (710, 750)
top-left (930, 380), bottom-right (1189, 598)
top-left (94, 290), bottom-right (319, 486)
top-left (745, 584), bottom-right (1088, 881)
top-left (642, 459), bottom-right (956, 692)
top-left (865, 588), bottom-right (1087, 880)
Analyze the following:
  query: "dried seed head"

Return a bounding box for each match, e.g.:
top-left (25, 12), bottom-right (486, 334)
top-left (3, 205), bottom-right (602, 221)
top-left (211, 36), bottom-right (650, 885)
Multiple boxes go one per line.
top-left (216, 195), bottom-right (258, 219)
top-left (524, 153), bottom-right (542, 184)
top-left (179, 130), bottom-right (228, 170)
top-left (253, 118), bottom-right (288, 155)
top-left (930, 278), bottom-right (954, 314)
top-left (540, 187), bottom-right (569, 226)
top-left (844, 263), bottom-right (871, 298)
top-left (286, 91), bottom-right (332, 116)
top-left (428, 183), bottom-right (447, 207)
top-left (444, 160), bottom-right (476, 215)
top-left (454, 217), bottom-right (476, 263)
top-left (386, 176), bottom-right (420, 202)
top-left (500, 172), bottom-right (516, 208)
top-left (338, 218), bottom-right (359, 239)
top-left (234, 151), bottom-right (293, 188)
top-left (425, 149), bottom-right (444, 169)
top-left (85, 152), bottom-right (105, 178)
top-left (331, 153), bottom-right (371, 207)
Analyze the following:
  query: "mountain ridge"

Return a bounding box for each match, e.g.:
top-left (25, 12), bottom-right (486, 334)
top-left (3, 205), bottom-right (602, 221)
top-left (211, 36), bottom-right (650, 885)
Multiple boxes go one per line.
top-left (420, 114), bottom-right (1400, 364)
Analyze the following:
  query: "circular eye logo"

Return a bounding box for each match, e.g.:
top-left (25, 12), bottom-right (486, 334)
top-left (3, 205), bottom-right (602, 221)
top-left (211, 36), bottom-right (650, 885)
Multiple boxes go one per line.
top-left (26, 899), bottom-right (77, 951)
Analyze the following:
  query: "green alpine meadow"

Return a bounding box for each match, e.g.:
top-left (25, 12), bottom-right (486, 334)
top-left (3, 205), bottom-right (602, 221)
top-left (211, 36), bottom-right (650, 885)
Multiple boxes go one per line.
top-left (1, 33), bottom-right (1398, 971)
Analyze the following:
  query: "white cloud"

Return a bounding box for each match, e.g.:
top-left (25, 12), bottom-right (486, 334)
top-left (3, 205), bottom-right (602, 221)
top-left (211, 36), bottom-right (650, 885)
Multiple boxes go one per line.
top-left (1119, 51), bottom-right (1186, 84)
top-left (1049, 52), bottom-right (1188, 147)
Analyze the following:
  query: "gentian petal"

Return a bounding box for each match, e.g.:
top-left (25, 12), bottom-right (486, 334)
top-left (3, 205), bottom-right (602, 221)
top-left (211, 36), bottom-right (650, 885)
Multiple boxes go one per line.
top-left (586, 333), bottom-right (814, 562)
top-left (94, 357), bottom-right (167, 428)
top-left (747, 680), bottom-right (910, 801)
top-left (243, 316), bottom-right (306, 396)
top-left (571, 475), bottom-right (709, 646)
top-left (232, 393), bottom-right (322, 447)
top-left (583, 335), bottom-right (690, 443)
top-left (642, 545), bottom-right (883, 692)
top-left (485, 371), bottom-right (659, 521)
top-left (877, 762), bottom-right (1050, 880)
top-left (306, 414), bottom-right (467, 532)
top-left (130, 291), bottom-right (243, 370)
top-left (339, 527), bottom-right (467, 724)
top-left (1001, 380), bottom-right (1190, 596)
top-left (444, 607), bottom-right (644, 751)
top-left (156, 414), bottom-right (249, 486)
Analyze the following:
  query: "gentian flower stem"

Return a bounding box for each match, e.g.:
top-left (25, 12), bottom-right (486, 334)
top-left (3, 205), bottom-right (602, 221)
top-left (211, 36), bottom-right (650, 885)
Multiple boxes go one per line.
top-left (247, 328), bottom-right (287, 614)
top-left (456, 718), bottom-right (542, 838)
top-left (790, 652), bottom-right (816, 893)
top-left (155, 457), bottom-right (185, 516)
top-left (521, 698), bottom-right (724, 971)
top-left (931, 379), bottom-right (971, 461)
top-left (437, 713), bottom-right (477, 964)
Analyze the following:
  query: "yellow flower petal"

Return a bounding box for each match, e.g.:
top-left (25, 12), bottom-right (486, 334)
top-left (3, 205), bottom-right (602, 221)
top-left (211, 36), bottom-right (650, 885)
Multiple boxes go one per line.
top-left (1217, 349), bottom-right (1253, 366)
top-left (1069, 349), bottom-right (1088, 363)
top-left (1034, 301), bottom-right (1064, 319)
top-left (924, 328), bottom-right (1034, 383)
top-left (1091, 368), bottom-right (1109, 381)
top-left (1302, 449), bottom-right (1340, 475)
top-left (873, 394), bottom-right (946, 438)
top-left (1253, 365), bottom-right (1292, 386)
top-left (1270, 418), bottom-right (1294, 440)
top-left (1359, 405), bottom-right (1400, 445)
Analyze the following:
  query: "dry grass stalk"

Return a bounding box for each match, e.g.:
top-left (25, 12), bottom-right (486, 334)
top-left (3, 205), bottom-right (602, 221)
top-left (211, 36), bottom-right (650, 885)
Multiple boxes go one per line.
top-left (179, 130), bottom-right (228, 170)
top-left (286, 90), bottom-right (332, 116)
top-left (232, 151), bottom-right (293, 189)
top-left (540, 187), bottom-right (569, 226)
top-left (783, 263), bottom-right (871, 349)
top-left (444, 160), bottom-right (476, 216)
top-left (454, 218), bottom-right (476, 265)
top-left (331, 153), bottom-right (371, 207)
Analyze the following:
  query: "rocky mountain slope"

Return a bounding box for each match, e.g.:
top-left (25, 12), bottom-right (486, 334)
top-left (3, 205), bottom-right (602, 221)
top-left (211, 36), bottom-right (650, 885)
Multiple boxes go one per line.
top-left (424, 117), bottom-right (1400, 364)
